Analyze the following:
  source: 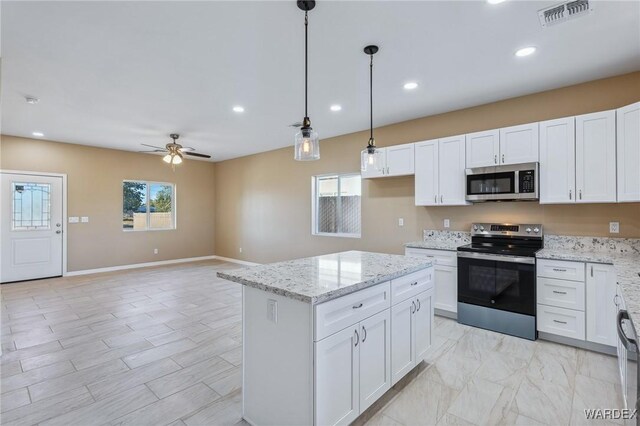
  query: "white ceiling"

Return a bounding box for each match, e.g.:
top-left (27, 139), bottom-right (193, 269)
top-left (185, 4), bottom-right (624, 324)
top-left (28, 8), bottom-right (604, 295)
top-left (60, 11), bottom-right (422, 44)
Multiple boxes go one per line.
top-left (2, 1), bottom-right (639, 161)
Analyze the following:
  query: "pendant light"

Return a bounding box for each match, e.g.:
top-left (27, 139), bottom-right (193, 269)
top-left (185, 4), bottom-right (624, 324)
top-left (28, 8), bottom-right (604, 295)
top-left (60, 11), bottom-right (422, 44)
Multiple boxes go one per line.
top-left (361, 45), bottom-right (383, 173)
top-left (294, 0), bottom-right (320, 161)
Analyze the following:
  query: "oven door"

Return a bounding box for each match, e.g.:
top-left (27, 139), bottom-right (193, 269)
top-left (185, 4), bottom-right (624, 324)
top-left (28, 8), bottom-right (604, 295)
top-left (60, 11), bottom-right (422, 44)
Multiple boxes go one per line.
top-left (466, 171), bottom-right (516, 201)
top-left (457, 252), bottom-right (535, 316)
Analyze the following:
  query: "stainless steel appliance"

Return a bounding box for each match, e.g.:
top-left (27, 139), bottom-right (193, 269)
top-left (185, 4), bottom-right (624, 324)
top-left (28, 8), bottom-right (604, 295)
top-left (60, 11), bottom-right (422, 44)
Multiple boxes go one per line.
top-left (617, 306), bottom-right (638, 418)
top-left (465, 162), bottom-right (538, 202)
top-left (457, 223), bottom-right (543, 340)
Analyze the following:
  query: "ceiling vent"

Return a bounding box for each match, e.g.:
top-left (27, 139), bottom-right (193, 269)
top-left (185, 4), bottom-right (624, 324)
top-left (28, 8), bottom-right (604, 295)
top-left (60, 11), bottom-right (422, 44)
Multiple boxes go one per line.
top-left (538, 0), bottom-right (593, 27)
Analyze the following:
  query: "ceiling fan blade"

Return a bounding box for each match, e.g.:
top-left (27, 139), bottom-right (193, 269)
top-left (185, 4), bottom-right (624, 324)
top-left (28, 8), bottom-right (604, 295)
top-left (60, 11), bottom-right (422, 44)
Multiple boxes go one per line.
top-left (184, 152), bottom-right (212, 159)
top-left (141, 143), bottom-right (166, 150)
top-left (179, 146), bottom-right (195, 152)
top-left (138, 150), bottom-right (167, 153)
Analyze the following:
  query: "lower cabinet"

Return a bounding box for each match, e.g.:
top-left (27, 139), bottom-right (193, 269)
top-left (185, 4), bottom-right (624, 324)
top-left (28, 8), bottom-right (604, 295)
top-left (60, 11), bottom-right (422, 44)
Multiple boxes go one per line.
top-left (315, 309), bottom-right (391, 426)
top-left (586, 263), bottom-right (617, 346)
top-left (391, 287), bottom-right (434, 385)
top-left (405, 247), bottom-right (457, 315)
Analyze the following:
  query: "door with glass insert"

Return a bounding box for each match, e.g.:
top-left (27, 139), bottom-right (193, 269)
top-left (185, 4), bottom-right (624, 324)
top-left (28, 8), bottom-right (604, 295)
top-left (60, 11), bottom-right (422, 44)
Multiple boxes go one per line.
top-left (1, 173), bottom-right (63, 283)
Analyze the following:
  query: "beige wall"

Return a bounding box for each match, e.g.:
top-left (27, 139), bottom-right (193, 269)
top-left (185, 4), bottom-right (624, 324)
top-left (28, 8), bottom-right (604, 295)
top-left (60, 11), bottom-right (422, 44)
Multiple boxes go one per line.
top-left (215, 72), bottom-right (640, 264)
top-left (0, 136), bottom-right (216, 271)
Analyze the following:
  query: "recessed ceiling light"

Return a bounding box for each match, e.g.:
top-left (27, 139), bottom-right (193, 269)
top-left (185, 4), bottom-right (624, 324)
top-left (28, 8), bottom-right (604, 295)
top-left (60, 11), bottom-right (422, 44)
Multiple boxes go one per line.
top-left (403, 82), bottom-right (418, 90)
top-left (330, 105), bottom-right (342, 112)
top-left (32, 131), bottom-right (44, 137)
top-left (26, 97), bottom-right (40, 104)
top-left (232, 106), bottom-right (245, 113)
top-left (487, 0), bottom-right (507, 4)
top-left (515, 46), bottom-right (536, 57)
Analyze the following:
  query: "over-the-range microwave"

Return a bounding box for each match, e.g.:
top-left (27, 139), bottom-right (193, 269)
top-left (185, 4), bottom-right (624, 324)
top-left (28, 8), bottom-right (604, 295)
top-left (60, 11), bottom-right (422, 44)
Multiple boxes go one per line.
top-left (465, 162), bottom-right (538, 202)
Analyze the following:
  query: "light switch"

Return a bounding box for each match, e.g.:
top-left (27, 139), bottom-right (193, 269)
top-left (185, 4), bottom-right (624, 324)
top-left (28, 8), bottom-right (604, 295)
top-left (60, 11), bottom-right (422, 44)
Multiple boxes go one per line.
top-left (68, 217), bottom-right (79, 223)
top-left (444, 219), bottom-right (450, 228)
top-left (81, 217), bottom-right (89, 223)
top-left (267, 299), bottom-right (278, 323)
top-left (398, 218), bottom-right (404, 227)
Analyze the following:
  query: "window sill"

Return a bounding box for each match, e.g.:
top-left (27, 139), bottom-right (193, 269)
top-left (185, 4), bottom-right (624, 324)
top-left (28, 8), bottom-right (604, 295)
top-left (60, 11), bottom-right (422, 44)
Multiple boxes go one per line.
top-left (313, 232), bottom-right (361, 239)
top-left (122, 228), bottom-right (176, 232)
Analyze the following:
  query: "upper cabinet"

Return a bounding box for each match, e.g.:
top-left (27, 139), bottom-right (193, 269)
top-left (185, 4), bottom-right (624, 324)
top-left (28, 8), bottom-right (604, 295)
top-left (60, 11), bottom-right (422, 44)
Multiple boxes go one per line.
top-left (466, 124), bottom-right (539, 168)
top-left (415, 135), bottom-right (468, 206)
top-left (576, 110), bottom-right (616, 203)
top-left (465, 130), bottom-right (499, 168)
top-left (540, 117), bottom-right (576, 204)
top-left (361, 143), bottom-right (414, 179)
top-left (499, 123), bottom-right (539, 165)
top-left (617, 102), bottom-right (640, 202)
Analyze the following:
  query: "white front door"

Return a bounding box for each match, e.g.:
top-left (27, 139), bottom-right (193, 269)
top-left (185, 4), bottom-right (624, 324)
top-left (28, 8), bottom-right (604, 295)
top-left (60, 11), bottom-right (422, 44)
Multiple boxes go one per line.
top-left (1, 173), bottom-right (63, 283)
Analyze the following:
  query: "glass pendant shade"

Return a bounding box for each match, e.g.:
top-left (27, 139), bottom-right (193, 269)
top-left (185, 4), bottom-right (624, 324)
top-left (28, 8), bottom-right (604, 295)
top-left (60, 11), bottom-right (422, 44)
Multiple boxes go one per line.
top-left (361, 147), bottom-right (383, 172)
top-left (294, 128), bottom-right (320, 161)
top-left (163, 152), bottom-right (183, 165)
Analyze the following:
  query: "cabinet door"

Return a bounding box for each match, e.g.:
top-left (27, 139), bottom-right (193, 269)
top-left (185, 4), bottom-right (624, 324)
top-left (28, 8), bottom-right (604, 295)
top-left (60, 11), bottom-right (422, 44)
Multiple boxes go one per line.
top-left (414, 140), bottom-right (439, 206)
top-left (499, 123), bottom-right (539, 165)
top-left (359, 310), bottom-right (391, 413)
top-left (617, 102), bottom-right (640, 202)
top-left (539, 117), bottom-right (576, 204)
top-left (414, 288), bottom-right (434, 363)
top-left (586, 263), bottom-right (617, 347)
top-left (390, 298), bottom-right (415, 385)
top-left (439, 135), bottom-right (469, 206)
top-left (315, 326), bottom-right (360, 426)
top-left (576, 110), bottom-right (617, 203)
top-left (434, 264), bottom-right (457, 313)
top-left (361, 148), bottom-right (386, 179)
top-left (466, 129), bottom-right (499, 168)
top-left (386, 143), bottom-right (415, 177)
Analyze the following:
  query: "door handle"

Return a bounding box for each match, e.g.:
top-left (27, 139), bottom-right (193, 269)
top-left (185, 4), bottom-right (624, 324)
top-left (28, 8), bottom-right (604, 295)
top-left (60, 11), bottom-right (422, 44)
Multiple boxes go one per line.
top-left (494, 154), bottom-right (497, 164)
top-left (411, 301), bottom-right (416, 314)
top-left (354, 329), bottom-right (359, 347)
top-left (502, 154), bottom-right (505, 163)
top-left (416, 299), bottom-right (421, 311)
top-left (440, 195), bottom-right (443, 203)
top-left (434, 195), bottom-right (437, 204)
top-left (56, 230), bottom-right (62, 234)
top-left (591, 266), bottom-right (594, 277)
top-left (569, 189), bottom-right (572, 200)
top-left (617, 310), bottom-right (637, 352)
top-left (56, 223), bottom-right (61, 227)
top-left (362, 325), bottom-right (367, 343)
top-left (579, 190), bottom-right (582, 200)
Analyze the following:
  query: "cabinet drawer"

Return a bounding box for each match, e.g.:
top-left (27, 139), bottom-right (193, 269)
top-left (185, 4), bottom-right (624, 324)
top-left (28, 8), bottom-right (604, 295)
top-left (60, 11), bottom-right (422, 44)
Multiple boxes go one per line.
top-left (537, 277), bottom-right (585, 311)
top-left (537, 304), bottom-right (585, 340)
top-left (314, 282), bottom-right (390, 341)
top-left (391, 268), bottom-right (434, 306)
top-left (537, 259), bottom-right (585, 282)
top-left (404, 248), bottom-right (457, 267)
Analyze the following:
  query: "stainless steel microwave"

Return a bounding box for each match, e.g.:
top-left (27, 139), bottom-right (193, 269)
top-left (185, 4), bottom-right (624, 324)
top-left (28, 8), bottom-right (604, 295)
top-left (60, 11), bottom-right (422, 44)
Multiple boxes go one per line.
top-left (465, 162), bottom-right (539, 202)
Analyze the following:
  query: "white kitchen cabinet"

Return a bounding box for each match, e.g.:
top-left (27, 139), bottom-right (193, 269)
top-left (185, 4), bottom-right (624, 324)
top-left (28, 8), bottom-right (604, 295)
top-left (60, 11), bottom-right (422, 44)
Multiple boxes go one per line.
top-left (390, 288), bottom-right (434, 385)
top-left (315, 325), bottom-right (360, 426)
top-left (539, 117), bottom-right (576, 204)
top-left (358, 309), bottom-right (391, 413)
top-left (405, 247), bottom-right (458, 315)
top-left (361, 143), bottom-right (415, 179)
top-left (576, 110), bottom-right (617, 203)
top-left (499, 123), bottom-right (539, 165)
top-left (586, 263), bottom-right (617, 346)
top-left (415, 135), bottom-right (468, 206)
top-left (466, 129), bottom-right (500, 168)
top-left (617, 102), bottom-right (640, 202)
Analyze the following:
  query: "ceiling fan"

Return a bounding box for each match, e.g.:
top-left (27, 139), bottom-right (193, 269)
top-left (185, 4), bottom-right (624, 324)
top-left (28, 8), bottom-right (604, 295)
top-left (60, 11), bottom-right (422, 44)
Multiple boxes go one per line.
top-left (139, 134), bottom-right (211, 165)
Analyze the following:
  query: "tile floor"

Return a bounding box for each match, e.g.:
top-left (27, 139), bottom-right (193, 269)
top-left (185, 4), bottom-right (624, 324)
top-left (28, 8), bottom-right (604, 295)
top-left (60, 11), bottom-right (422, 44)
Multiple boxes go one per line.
top-left (0, 260), bottom-right (624, 425)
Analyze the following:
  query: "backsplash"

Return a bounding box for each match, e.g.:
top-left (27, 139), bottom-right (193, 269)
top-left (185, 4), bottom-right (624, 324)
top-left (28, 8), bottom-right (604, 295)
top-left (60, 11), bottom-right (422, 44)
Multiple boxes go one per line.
top-left (423, 229), bottom-right (471, 245)
top-left (544, 235), bottom-right (640, 255)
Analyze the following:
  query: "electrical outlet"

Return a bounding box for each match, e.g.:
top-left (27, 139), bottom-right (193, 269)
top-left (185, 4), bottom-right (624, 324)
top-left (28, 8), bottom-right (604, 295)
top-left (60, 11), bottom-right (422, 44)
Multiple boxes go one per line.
top-left (398, 218), bottom-right (404, 227)
top-left (81, 216), bottom-right (89, 223)
top-left (609, 222), bottom-right (620, 234)
top-left (444, 219), bottom-right (450, 228)
top-left (68, 216), bottom-right (79, 223)
top-left (153, 248), bottom-right (159, 254)
top-left (239, 247), bottom-right (243, 253)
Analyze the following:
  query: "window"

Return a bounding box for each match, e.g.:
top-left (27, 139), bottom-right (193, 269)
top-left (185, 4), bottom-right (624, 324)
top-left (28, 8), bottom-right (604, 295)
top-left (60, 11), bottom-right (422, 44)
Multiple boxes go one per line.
top-left (312, 174), bottom-right (361, 238)
top-left (12, 182), bottom-right (51, 230)
top-left (122, 181), bottom-right (175, 231)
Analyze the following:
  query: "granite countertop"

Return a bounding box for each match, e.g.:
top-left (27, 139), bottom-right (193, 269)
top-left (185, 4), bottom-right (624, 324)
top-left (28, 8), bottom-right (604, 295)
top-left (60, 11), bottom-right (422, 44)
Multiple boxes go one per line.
top-left (404, 230), bottom-right (471, 252)
top-left (404, 240), bottom-right (462, 251)
top-left (216, 250), bottom-right (434, 305)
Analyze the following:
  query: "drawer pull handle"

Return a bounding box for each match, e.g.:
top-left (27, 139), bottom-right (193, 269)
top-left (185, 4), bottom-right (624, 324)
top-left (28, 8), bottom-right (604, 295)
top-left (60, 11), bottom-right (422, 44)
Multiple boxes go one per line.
top-left (552, 268), bottom-right (567, 272)
top-left (552, 290), bottom-right (567, 295)
top-left (362, 325), bottom-right (367, 343)
top-left (410, 281), bottom-right (419, 286)
top-left (352, 303), bottom-right (363, 309)
top-left (553, 319), bottom-right (568, 325)
top-left (354, 329), bottom-right (359, 347)
top-left (411, 301), bottom-right (416, 314)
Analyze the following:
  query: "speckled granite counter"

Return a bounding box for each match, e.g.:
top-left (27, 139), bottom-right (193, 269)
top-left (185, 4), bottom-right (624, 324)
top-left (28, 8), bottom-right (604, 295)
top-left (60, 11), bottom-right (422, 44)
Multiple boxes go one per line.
top-left (536, 235), bottom-right (640, 326)
top-left (217, 250), bottom-right (433, 305)
top-left (405, 229), bottom-right (471, 251)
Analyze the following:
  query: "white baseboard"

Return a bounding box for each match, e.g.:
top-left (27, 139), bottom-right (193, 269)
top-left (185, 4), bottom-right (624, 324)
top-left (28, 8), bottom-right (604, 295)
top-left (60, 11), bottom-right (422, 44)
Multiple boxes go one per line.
top-left (64, 254), bottom-right (259, 277)
top-left (65, 255), bottom-right (217, 276)
top-left (213, 255), bottom-right (261, 266)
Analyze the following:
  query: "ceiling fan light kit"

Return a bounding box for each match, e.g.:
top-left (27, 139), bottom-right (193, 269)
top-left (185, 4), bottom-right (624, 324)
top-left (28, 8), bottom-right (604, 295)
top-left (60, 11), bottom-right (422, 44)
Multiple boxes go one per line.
top-left (361, 44), bottom-right (384, 173)
top-left (139, 133), bottom-right (211, 167)
top-left (294, 0), bottom-right (320, 161)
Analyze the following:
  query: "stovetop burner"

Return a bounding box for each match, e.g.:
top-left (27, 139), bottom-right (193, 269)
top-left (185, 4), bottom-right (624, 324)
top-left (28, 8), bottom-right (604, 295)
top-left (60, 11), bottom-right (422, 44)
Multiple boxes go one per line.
top-left (457, 223), bottom-right (544, 257)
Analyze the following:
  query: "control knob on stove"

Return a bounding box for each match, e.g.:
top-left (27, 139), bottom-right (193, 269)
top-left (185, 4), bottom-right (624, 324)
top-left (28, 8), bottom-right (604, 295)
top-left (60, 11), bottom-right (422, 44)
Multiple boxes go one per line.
top-left (473, 225), bottom-right (478, 231)
top-left (526, 227), bottom-right (532, 234)
top-left (533, 227), bottom-right (540, 234)
top-left (479, 225), bottom-right (485, 231)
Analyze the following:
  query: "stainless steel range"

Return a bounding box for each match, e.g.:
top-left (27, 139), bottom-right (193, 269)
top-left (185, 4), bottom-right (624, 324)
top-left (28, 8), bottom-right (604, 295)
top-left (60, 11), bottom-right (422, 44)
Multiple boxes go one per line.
top-left (457, 223), bottom-right (543, 340)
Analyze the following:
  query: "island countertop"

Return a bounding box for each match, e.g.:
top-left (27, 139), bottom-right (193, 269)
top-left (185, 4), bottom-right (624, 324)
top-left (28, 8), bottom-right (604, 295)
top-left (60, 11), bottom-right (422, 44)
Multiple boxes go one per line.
top-left (216, 250), bottom-right (433, 305)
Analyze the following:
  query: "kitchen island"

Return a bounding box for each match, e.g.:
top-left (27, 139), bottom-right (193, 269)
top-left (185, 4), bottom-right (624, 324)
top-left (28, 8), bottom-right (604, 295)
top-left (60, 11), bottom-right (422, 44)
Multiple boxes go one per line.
top-left (217, 250), bottom-right (434, 426)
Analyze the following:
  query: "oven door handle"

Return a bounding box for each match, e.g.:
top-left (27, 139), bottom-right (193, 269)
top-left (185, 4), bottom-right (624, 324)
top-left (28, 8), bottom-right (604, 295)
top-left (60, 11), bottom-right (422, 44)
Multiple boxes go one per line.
top-left (617, 310), bottom-right (638, 353)
top-left (457, 251), bottom-right (535, 265)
